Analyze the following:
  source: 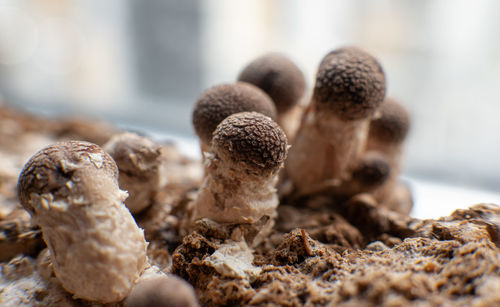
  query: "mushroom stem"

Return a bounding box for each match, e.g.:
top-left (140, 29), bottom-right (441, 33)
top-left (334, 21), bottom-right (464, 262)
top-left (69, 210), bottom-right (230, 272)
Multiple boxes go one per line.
top-left (194, 153), bottom-right (280, 224)
top-left (192, 82), bottom-right (276, 152)
top-left (275, 104), bottom-right (305, 142)
top-left (287, 106), bottom-right (371, 195)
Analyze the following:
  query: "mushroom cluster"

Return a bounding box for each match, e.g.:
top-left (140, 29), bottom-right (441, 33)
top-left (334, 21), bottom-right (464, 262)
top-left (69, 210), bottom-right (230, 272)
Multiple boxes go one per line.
top-left (191, 47), bottom-right (412, 230)
top-left (10, 45), bottom-right (413, 306)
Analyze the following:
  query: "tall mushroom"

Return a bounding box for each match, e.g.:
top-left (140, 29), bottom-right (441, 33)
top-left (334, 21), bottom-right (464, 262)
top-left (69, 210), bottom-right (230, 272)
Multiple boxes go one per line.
top-left (286, 47), bottom-right (386, 196)
top-left (17, 141), bottom-right (147, 303)
top-left (193, 112), bottom-right (288, 228)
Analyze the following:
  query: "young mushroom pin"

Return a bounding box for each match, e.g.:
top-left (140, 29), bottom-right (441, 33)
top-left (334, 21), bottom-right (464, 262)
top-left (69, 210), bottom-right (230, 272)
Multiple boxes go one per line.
top-left (104, 132), bottom-right (163, 214)
top-left (125, 275), bottom-right (198, 307)
top-left (192, 82), bottom-right (277, 153)
top-left (17, 141), bottom-right (147, 303)
top-left (286, 47), bottom-right (386, 196)
top-left (367, 98), bottom-right (412, 213)
top-left (193, 112), bottom-right (288, 225)
top-left (334, 150), bottom-right (391, 199)
top-left (238, 53), bottom-right (306, 140)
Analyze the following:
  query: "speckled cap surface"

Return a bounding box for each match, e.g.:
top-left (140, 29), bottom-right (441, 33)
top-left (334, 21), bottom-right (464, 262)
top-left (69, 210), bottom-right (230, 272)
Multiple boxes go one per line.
top-left (212, 112), bottom-right (287, 175)
top-left (238, 53), bottom-right (306, 113)
top-left (17, 141), bottom-right (118, 213)
top-left (313, 47), bottom-right (386, 120)
top-left (192, 83), bottom-right (277, 146)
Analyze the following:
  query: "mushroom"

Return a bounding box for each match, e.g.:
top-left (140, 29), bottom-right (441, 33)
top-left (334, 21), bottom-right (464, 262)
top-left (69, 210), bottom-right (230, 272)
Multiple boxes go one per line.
top-left (367, 98), bottom-right (410, 170)
top-left (125, 275), bottom-right (198, 307)
top-left (17, 141), bottom-right (148, 303)
top-left (192, 82), bottom-right (277, 153)
top-left (334, 151), bottom-right (391, 199)
top-left (367, 98), bottom-right (412, 213)
top-left (193, 112), bottom-right (288, 226)
top-left (238, 53), bottom-right (306, 140)
top-left (104, 132), bottom-right (163, 214)
top-left (286, 47), bottom-right (386, 196)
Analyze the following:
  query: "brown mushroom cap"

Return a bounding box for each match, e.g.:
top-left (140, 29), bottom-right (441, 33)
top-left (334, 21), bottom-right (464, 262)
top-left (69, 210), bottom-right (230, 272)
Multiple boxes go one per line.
top-left (313, 47), bottom-right (386, 121)
top-left (192, 83), bottom-right (277, 146)
top-left (238, 53), bottom-right (306, 113)
top-left (351, 151), bottom-right (391, 188)
top-left (17, 141), bottom-right (118, 215)
top-left (212, 112), bottom-right (288, 176)
top-left (369, 98), bottom-right (410, 144)
top-left (104, 133), bottom-right (161, 180)
top-left (125, 275), bottom-right (198, 307)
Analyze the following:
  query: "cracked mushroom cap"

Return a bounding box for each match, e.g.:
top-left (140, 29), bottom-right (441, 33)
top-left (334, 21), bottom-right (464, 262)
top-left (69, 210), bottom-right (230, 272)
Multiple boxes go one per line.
top-left (369, 98), bottom-right (410, 144)
top-left (238, 53), bottom-right (306, 113)
top-left (125, 275), bottom-right (198, 307)
top-left (313, 47), bottom-right (386, 121)
top-left (192, 82), bottom-right (277, 147)
top-left (212, 112), bottom-right (288, 176)
top-left (17, 141), bottom-right (118, 215)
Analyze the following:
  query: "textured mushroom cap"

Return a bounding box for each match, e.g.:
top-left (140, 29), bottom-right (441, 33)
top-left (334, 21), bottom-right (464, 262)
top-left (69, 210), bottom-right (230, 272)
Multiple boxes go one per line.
top-left (351, 151), bottom-right (390, 188)
top-left (104, 133), bottom-right (161, 180)
top-left (192, 83), bottom-right (277, 146)
top-left (17, 141), bottom-right (118, 214)
top-left (125, 275), bottom-right (198, 307)
top-left (369, 98), bottom-right (410, 144)
top-left (238, 53), bottom-right (306, 113)
top-left (313, 47), bottom-right (386, 120)
top-left (212, 112), bottom-right (288, 175)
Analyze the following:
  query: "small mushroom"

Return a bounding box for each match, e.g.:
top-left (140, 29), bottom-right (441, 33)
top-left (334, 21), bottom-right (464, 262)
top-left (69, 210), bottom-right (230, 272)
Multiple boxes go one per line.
top-left (17, 141), bottom-right (147, 303)
top-left (104, 132), bottom-right (163, 214)
top-left (192, 82), bottom-right (277, 153)
top-left (367, 98), bottom-right (412, 213)
top-left (125, 275), bottom-right (198, 307)
top-left (238, 53), bottom-right (306, 140)
top-left (286, 47), bottom-right (386, 196)
top-left (367, 98), bottom-right (410, 170)
top-left (335, 151), bottom-right (391, 199)
top-left (193, 112), bottom-right (288, 225)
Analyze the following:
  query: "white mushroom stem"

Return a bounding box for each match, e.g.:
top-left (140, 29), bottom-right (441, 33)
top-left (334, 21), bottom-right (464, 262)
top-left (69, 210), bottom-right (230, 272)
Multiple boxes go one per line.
top-left (276, 104), bottom-right (305, 142)
top-left (286, 107), bottom-right (370, 195)
top-left (193, 152), bottom-right (279, 225)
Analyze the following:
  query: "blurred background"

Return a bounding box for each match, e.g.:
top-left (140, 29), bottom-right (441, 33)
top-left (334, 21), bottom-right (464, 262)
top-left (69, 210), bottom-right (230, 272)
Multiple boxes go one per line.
top-left (0, 0), bottom-right (499, 216)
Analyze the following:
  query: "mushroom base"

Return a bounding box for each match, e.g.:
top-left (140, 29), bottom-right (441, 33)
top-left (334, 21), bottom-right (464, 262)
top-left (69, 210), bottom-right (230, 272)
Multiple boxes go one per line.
top-left (193, 153), bottom-right (279, 225)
